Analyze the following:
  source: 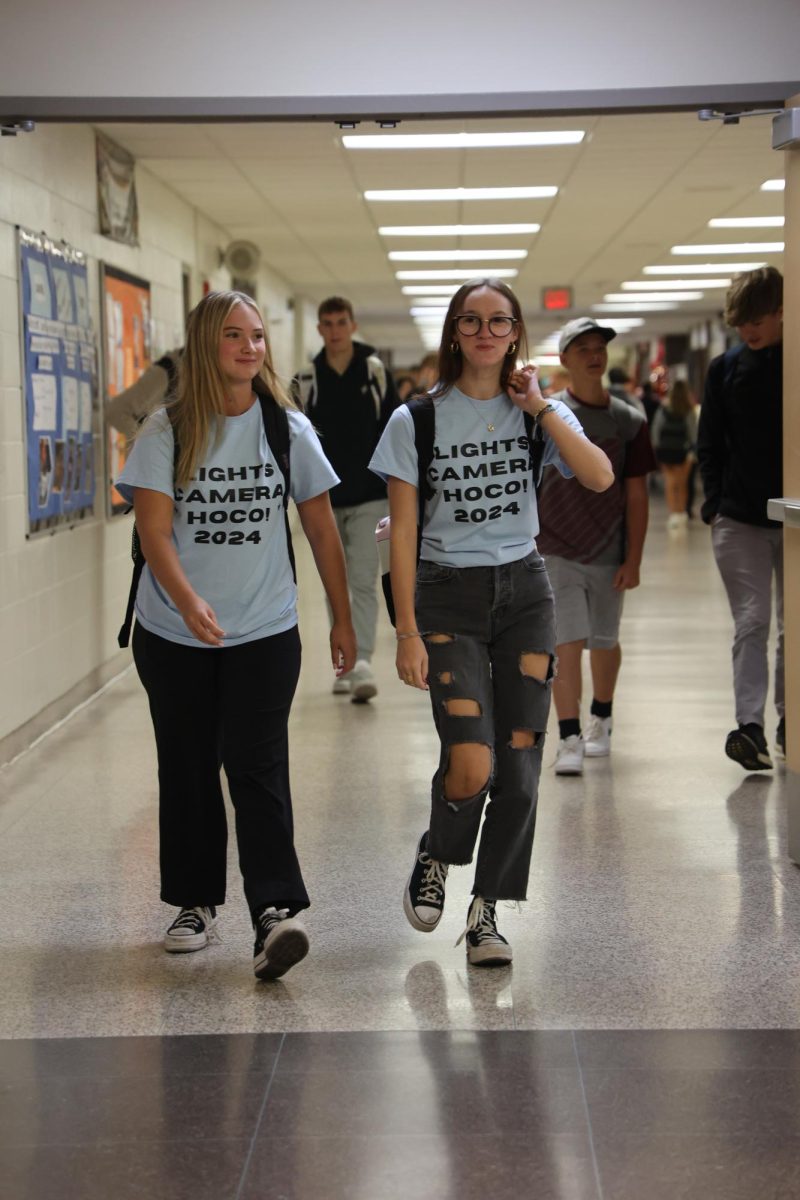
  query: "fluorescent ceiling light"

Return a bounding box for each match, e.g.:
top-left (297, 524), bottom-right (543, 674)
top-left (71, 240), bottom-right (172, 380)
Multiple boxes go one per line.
top-left (388, 250), bottom-right (527, 261)
top-left (761, 179), bottom-right (785, 191)
top-left (621, 279), bottom-right (731, 290)
top-left (402, 285), bottom-right (461, 295)
top-left (604, 318), bottom-right (645, 328)
top-left (643, 263), bottom-right (765, 274)
top-left (410, 307), bottom-right (449, 317)
top-left (396, 268), bottom-right (518, 280)
top-left (671, 242), bottom-right (784, 254)
top-left (408, 295), bottom-right (453, 305)
top-left (379, 223), bottom-right (541, 236)
top-left (604, 291), bottom-right (703, 302)
top-left (593, 303), bottom-right (678, 313)
top-left (365, 186), bottom-right (557, 201)
top-left (708, 216), bottom-right (784, 228)
top-left (344, 131), bottom-right (584, 149)
top-left (536, 355), bottom-right (563, 365)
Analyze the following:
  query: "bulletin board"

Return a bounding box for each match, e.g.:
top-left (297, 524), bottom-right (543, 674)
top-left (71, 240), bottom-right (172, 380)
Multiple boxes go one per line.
top-left (101, 263), bottom-right (152, 515)
top-left (18, 228), bottom-right (97, 534)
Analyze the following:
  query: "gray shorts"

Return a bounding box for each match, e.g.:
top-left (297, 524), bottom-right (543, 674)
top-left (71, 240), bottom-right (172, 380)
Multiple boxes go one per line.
top-left (543, 555), bottom-right (623, 649)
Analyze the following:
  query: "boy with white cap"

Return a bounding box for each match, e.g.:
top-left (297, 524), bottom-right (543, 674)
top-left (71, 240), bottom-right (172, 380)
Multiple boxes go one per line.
top-left (537, 318), bottom-right (657, 775)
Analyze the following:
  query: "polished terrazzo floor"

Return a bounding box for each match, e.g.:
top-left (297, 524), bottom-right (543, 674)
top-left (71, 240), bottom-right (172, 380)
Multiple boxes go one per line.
top-left (1, 504), bottom-right (797, 1198)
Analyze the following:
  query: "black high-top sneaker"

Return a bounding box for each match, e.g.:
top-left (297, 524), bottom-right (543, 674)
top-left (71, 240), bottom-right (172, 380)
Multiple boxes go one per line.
top-left (164, 906), bottom-right (218, 953)
top-left (404, 832), bottom-right (448, 932)
top-left (253, 906), bottom-right (309, 981)
top-left (456, 896), bottom-right (512, 967)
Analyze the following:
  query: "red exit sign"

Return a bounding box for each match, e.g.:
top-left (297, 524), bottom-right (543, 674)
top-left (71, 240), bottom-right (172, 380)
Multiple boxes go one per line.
top-left (542, 287), bottom-right (573, 311)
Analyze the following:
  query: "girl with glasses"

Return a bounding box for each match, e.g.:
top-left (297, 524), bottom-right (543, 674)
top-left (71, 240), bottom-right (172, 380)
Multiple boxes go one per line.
top-left (370, 278), bottom-right (612, 965)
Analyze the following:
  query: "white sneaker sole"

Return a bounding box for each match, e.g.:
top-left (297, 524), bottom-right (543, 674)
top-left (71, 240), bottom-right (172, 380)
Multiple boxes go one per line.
top-left (351, 681), bottom-right (377, 703)
top-left (403, 885), bottom-right (442, 932)
top-left (584, 744), bottom-right (610, 757)
top-left (164, 921), bottom-right (216, 953)
top-left (555, 761), bottom-right (584, 776)
top-left (467, 942), bottom-right (513, 966)
top-left (254, 923), bottom-right (309, 981)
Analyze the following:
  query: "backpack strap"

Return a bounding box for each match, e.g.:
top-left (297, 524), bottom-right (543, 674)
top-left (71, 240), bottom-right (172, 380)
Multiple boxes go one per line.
top-left (407, 395), bottom-right (436, 527)
top-left (295, 366), bottom-right (317, 415)
top-left (722, 344), bottom-right (742, 393)
top-left (117, 413), bottom-right (179, 649)
top-left (366, 354), bottom-right (387, 420)
top-left (523, 411), bottom-right (546, 490)
top-left (256, 389), bottom-right (296, 582)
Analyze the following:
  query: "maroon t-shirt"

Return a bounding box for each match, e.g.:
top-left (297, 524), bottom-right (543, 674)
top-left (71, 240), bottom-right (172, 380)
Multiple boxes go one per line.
top-left (537, 389), bottom-right (656, 565)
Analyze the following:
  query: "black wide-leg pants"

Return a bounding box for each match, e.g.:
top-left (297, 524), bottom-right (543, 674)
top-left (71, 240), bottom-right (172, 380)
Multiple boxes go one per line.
top-left (132, 622), bottom-right (308, 916)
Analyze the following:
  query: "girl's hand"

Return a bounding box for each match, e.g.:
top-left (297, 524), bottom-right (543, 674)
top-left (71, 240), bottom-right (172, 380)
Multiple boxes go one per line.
top-left (396, 635), bottom-right (428, 691)
top-left (331, 620), bottom-right (357, 677)
top-left (506, 363), bottom-right (546, 414)
top-left (179, 596), bottom-right (225, 646)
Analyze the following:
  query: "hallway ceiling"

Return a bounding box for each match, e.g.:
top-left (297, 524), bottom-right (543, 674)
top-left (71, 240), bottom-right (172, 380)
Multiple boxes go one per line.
top-left (98, 112), bottom-right (785, 365)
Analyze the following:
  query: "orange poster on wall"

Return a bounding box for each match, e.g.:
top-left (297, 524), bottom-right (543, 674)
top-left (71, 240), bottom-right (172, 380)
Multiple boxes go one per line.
top-left (102, 264), bottom-right (151, 515)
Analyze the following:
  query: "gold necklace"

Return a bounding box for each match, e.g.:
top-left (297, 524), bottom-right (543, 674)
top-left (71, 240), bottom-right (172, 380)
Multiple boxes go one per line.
top-left (464, 393), bottom-right (500, 432)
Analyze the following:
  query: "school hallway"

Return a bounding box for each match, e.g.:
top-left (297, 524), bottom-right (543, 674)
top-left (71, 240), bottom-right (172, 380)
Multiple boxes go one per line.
top-left (1, 504), bottom-right (798, 1200)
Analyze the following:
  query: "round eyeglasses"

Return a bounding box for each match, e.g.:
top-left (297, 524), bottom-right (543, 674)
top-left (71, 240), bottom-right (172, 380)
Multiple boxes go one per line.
top-left (454, 315), bottom-right (518, 338)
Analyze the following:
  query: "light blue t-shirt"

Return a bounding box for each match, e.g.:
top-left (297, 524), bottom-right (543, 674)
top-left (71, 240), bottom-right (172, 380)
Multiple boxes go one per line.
top-left (369, 386), bottom-right (583, 567)
top-left (116, 403), bottom-right (338, 647)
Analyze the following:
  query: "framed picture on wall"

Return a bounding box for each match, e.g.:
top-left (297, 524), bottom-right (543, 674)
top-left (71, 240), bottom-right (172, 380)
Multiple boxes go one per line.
top-left (101, 263), bottom-right (152, 516)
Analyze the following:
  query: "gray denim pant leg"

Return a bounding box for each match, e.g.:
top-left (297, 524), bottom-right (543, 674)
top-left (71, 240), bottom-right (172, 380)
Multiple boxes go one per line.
top-left (416, 552), bottom-right (555, 901)
top-left (711, 516), bottom-right (784, 727)
top-left (329, 499), bottom-right (385, 661)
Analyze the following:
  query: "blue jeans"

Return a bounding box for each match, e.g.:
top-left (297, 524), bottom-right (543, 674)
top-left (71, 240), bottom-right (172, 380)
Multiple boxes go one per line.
top-left (415, 550), bottom-right (556, 900)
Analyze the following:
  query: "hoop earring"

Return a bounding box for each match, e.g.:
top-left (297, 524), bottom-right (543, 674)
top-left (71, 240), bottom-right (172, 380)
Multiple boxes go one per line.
top-left (450, 341), bottom-right (460, 354)
top-left (507, 342), bottom-right (517, 356)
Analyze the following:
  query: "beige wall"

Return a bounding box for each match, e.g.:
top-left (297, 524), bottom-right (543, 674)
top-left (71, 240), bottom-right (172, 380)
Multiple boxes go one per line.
top-left (0, 124), bottom-right (303, 747)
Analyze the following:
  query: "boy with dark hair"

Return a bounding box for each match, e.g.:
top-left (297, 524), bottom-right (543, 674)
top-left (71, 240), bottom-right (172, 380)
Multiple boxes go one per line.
top-left (697, 267), bottom-right (784, 770)
top-left (293, 297), bottom-right (398, 702)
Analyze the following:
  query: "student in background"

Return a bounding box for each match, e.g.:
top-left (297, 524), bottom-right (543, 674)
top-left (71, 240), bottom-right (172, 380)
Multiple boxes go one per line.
top-left (697, 267), bottom-right (784, 770)
top-left (538, 318), bottom-right (657, 777)
top-left (651, 379), bottom-right (699, 530)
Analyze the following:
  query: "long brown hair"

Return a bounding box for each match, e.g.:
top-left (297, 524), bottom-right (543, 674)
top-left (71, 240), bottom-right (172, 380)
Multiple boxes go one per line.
top-left (429, 278), bottom-right (529, 400)
top-left (667, 378), bottom-right (693, 418)
top-left (171, 290), bottom-right (296, 487)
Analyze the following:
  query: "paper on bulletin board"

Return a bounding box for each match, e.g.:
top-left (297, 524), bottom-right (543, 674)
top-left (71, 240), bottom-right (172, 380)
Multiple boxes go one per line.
top-left (31, 373), bottom-right (57, 430)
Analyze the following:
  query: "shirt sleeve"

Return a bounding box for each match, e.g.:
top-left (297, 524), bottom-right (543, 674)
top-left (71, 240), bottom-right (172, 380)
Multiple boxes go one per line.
top-left (287, 410), bottom-right (340, 502)
top-left (369, 405), bottom-right (418, 485)
top-left (541, 399), bottom-right (586, 478)
top-left (623, 419), bottom-right (658, 477)
top-left (115, 408), bottom-right (175, 504)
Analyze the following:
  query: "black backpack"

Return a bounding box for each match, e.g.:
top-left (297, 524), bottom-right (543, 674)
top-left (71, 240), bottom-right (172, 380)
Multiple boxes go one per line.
top-left (118, 388), bottom-right (293, 648)
top-left (655, 408), bottom-right (691, 465)
top-left (380, 396), bottom-right (546, 626)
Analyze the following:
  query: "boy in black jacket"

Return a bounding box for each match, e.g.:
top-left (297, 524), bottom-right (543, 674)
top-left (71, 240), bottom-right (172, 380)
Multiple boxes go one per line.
top-left (292, 297), bottom-right (398, 702)
top-left (697, 267), bottom-right (784, 770)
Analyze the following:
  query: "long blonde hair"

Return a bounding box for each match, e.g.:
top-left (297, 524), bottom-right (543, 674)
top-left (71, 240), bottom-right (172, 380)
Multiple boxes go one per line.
top-left (171, 290), bottom-right (296, 487)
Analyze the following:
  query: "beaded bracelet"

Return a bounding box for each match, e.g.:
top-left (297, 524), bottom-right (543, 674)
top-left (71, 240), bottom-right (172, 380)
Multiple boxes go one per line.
top-left (535, 402), bottom-right (557, 423)
top-left (396, 631), bottom-right (422, 641)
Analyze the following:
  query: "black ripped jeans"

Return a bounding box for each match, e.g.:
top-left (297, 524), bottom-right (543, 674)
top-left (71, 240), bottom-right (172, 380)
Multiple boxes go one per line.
top-left (132, 622), bottom-right (309, 917)
top-left (415, 550), bottom-right (555, 900)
